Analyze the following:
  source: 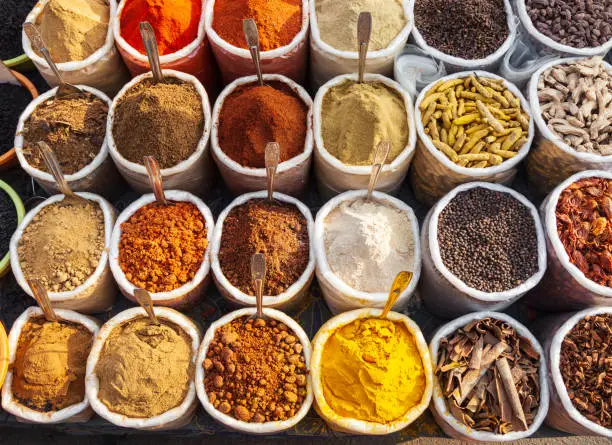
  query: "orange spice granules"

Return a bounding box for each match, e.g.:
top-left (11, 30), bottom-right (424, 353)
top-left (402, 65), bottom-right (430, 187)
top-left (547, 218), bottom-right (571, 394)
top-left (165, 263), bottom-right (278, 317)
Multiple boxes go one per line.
top-left (118, 201), bottom-right (208, 293)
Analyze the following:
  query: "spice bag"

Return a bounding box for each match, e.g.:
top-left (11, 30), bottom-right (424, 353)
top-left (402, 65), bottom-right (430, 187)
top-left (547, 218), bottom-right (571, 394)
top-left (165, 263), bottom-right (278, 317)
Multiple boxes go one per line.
top-left (107, 70), bottom-right (214, 196)
top-left (313, 190), bottom-right (421, 315)
top-left (409, 71), bottom-right (534, 207)
top-left (429, 311), bottom-right (549, 441)
top-left (195, 307), bottom-right (313, 434)
top-left (408, 0), bottom-right (517, 74)
top-left (211, 75), bottom-right (314, 197)
top-left (9, 193), bottom-right (117, 314)
top-left (310, 308), bottom-right (433, 434)
top-left (14, 85), bottom-right (123, 201)
top-left (210, 191), bottom-right (315, 312)
top-left (22, 0), bottom-right (129, 97)
top-left (313, 73), bottom-right (417, 198)
top-left (420, 182), bottom-right (547, 319)
top-left (532, 307), bottom-right (612, 437)
top-left (109, 191), bottom-right (214, 309)
top-left (1, 307), bottom-right (101, 424)
top-left (525, 171), bottom-right (612, 311)
top-left (204, 0), bottom-right (309, 86)
top-left (86, 307), bottom-right (202, 430)
top-left (309, 0), bottom-right (412, 90)
top-left (113, 0), bottom-right (218, 97)
top-left (525, 58), bottom-right (612, 196)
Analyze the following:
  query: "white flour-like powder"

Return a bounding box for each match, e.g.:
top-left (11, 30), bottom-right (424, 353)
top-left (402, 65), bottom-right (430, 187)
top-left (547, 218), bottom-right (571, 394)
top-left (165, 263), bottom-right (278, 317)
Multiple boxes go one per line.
top-left (323, 198), bottom-right (415, 293)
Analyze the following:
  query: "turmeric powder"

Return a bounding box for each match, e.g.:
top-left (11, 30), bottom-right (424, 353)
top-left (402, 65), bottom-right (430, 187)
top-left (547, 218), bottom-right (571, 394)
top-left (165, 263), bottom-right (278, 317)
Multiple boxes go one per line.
top-left (320, 318), bottom-right (426, 423)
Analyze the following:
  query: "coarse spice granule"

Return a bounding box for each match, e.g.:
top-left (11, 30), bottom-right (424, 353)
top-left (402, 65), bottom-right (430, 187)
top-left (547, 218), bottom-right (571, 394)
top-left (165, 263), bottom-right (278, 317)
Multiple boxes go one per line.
top-left (204, 316), bottom-right (308, 422)
top-left (119, 201), bottom-right (208, 293)
top-left (437, 188), bottom-right (539, 293)
top-left (218, 199), bottom-right (309, 296)
top-left (0, 188), bottom-right (17, 256)
top-left (0, 84), bottom-right (32, 156)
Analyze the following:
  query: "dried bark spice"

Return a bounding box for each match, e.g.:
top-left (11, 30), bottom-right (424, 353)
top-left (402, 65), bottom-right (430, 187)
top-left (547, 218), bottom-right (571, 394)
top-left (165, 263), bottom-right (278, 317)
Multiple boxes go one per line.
top-left (560, 313), bottom-right (612, 427)
top-left (204, 316), bottom-right (308, 422)
top-left (435, 317), bottom-right (541, 434)
top-left (556, 177), bottom-right (612, 287)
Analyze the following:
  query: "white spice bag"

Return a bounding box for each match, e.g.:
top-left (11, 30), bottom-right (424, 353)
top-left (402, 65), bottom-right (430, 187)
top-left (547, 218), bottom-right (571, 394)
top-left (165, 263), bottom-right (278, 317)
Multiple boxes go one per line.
top-left (22, 0), bottom-right (129, 97)
top-left (409, 0), bottom-right (517, 74)
top-left (2, 307), bottom-right (100, 424)
top-left (525, 58), bottom-right (612, 195)
top-left (211, 74), bottom-right (314, 197)
top-left (10, 193), bottom-right (117, 314)
top-left (313, 190), bottom-right (421, 315)
top-left (14, 85), bottom-right (124, 201)
top-left (309, 0), bottom-right (412, 90)
top-left (532, 307), bottom-right (612, 437)
top-left (420, 182), bottom-right (547, 319)
top-left (210, 191), bottom-right (315, 312)
top-left (313, 73), bottom-right (417, 199)
top-left (410, 71), bottom-right (534, 207)
top-left (109, 191), bottom-right (214, 309)
top-left (204, 0), bottom-right (309, 85)
top-left (195, 307), bottom-right (313, 434)
top-left (429, 311), bottom-right (549, 441)
top-left (524, 171), bottom-right (612, 311)
top-left (86, 307), bottom-right (202, 430)
top-left (310, 308), bottom-right (433, 434)
top-left (107, 70), bottom-right (214, 196)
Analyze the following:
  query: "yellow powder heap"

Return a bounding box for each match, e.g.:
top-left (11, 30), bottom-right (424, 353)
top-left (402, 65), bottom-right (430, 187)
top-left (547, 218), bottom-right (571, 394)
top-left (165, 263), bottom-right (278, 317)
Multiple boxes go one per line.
top-left (321, 80), bottom-right (409, 166)
top-left (12, 317), bottom-right (93, 412)
top-left (95, 317), bottom-right (194, 418)
top-left (35, 0), bottom-right (110, 63)
top-left (320, 318), bottom-right (426, 423)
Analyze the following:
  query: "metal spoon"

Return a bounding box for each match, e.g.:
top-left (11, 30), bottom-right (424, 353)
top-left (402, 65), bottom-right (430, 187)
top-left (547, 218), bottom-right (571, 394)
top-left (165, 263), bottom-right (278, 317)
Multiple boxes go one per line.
top-left (134, 288), bottom-right (160, 325)
top-left (27, 279), bottom-right (58, 322)
top-left (0, 61), bottom-right (20, 86)
top-left (367, 140), bottom-right (390, 200)
top-left (357, 12), bottom-right (372, 83)
top-left (144, 156), bottom-right (171, 206)
top-left (245, 253), bottom-right (268, 323)
top-left (23, 23), bottom-right (83, 98)
top-left (139, 21), bottom-right (164, 83)
top-left (37, 141), bottom-right (89, 206)
top-left (380, 271), bottom-right (413, 319)
top-left (265, 142), bottom-right (280, 201)
top-left (243, 18), bottom-right (264, 86)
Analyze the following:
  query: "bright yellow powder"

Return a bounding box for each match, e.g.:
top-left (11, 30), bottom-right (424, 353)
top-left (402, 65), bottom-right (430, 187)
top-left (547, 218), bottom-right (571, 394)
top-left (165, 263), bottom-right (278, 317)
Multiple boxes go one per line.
top-left (320, 317), bottom-right (426, 423)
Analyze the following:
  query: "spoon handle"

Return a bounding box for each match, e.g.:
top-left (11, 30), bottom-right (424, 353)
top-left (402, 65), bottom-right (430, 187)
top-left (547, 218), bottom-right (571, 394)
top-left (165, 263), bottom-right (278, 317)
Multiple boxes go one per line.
top-left (28, 279), bottom-right (58, 322)
top-left (243, 19), bottom-right (264, 86)
top-left (139, 21), bottom-right (164, 83)
top-left (23, 23), bottom-right (66, 86)
top-left (265, 142), bottom-right (280, 201)
top-left (357, 12), bottom-right (372, 83)
top-left (251, 253), bottom-right (266, 318)
top-left (37, 141), bottom-right (83, 202)
top-left (144, 156), bottom-right (170, 206)
top-left (381, 271), bottom-right (413, 319)
top-left (134, 288), bottom-right (159, 325)
top-left (367, 140), bottom-right (390, 199)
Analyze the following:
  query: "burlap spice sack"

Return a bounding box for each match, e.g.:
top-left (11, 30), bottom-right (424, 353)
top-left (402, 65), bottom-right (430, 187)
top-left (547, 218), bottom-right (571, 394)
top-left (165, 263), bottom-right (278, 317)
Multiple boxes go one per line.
top-left (2, 307), bottom-right (100, 424)
top-left (14, 85), bottom-right (123, 201)
top-left (113, 0), bottom-right (218, 97)
top-left (204, 0), bottom-right (309, 85)
top-left (23, 0), bottom-right (129, 97)
top-left (211, 74), bottom-right (313, 197)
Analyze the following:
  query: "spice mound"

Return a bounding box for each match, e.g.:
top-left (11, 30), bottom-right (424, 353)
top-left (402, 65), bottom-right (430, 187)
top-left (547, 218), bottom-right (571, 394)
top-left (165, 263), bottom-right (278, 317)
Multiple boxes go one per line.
top-left (1, 188), bottom-right (17, 257)
top-left (120, 0), bottom-right (201, 56)
top-left (322, 80), bottom-right (408, 166)
top-left (18, 200), bottom-right (105, 292)
top-left (315, 0), bottom-right (406, 52)
top-left (320, 317), bottom-right (426, 423)
top-left (560, 313), bottom-right (611, 427)
top-left (112, 77), bottom-right (204, 169)
top-left (219, 199), bottom-right (309, 296)
top-left (324, 198), bottom-right (416, 293)
top-left (212, 0), bottom-right (302, 51)
top-left (556, 177), bottom-right (612, 287)
top-left (438, 187), bottom-right (539, 293)
top-left (0, 84), bottom-right (33, 156)
top-left (414, 0), bottom-right (509, 60)
top-left (537, 57), bottom-right (611, 156)
top-left (12, 316), bottom-right (93, 412)
top-left (22, 92), bottom-right (109, 175)
top-left (95, 317), bottom-right (194, 418)
top-left (204, 316), bottom-right (308, 422)
top-left (119, 201), bottom-right (208, 293)
top-left (435, 317), bottom-right (541, 434)
top-left (420, 75), bottom-right (530, 168)
top-left (35, 0), bottom-right (109, 63)
top-left (218, 82), bottom-right (308, 168)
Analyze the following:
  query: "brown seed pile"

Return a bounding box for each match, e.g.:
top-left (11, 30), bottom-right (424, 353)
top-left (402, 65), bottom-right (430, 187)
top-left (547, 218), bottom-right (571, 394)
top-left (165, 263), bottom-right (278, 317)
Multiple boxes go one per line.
top-left (204, 316), bottom-right (308, 423)
top-left (560, 313), bottom-right (612, 427)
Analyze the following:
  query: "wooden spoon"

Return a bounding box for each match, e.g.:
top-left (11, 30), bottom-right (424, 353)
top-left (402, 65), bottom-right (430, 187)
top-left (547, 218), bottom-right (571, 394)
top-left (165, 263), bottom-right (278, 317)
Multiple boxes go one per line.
top-left (28, 278), bottom-right (58, 322)
top-left (37, 141), bottom-right (89, 206)
top-left (357, 12), bottom-right (372, 83)
top-left (139, 21), bottom-right (164, 83)
top-left (380, 271), bottom-right (413, 319)
top-left (144, 156), bottom-right (171, 206)
top-left (134, 288), bottom-right (160, 325)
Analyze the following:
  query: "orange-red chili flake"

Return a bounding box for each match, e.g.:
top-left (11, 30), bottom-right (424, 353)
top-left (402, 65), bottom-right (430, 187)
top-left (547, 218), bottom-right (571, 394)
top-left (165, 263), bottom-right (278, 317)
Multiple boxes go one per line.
top-left (119, 201), bottom-right (208, 293)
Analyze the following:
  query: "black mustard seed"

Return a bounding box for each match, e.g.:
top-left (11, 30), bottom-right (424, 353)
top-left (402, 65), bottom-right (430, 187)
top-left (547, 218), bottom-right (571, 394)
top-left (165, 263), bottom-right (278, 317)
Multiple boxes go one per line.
top-left (0, 83), bottom-right (32, 156)
top-left (0, 187), bottom-right (18, 256)
top-left (0, 0), bottom-right (38, 60)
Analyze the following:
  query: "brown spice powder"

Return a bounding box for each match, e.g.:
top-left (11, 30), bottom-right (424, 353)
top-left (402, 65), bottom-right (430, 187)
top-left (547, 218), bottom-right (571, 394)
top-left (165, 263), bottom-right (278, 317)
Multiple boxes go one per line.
top-left (218, 199), bottom-right (309, 296)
